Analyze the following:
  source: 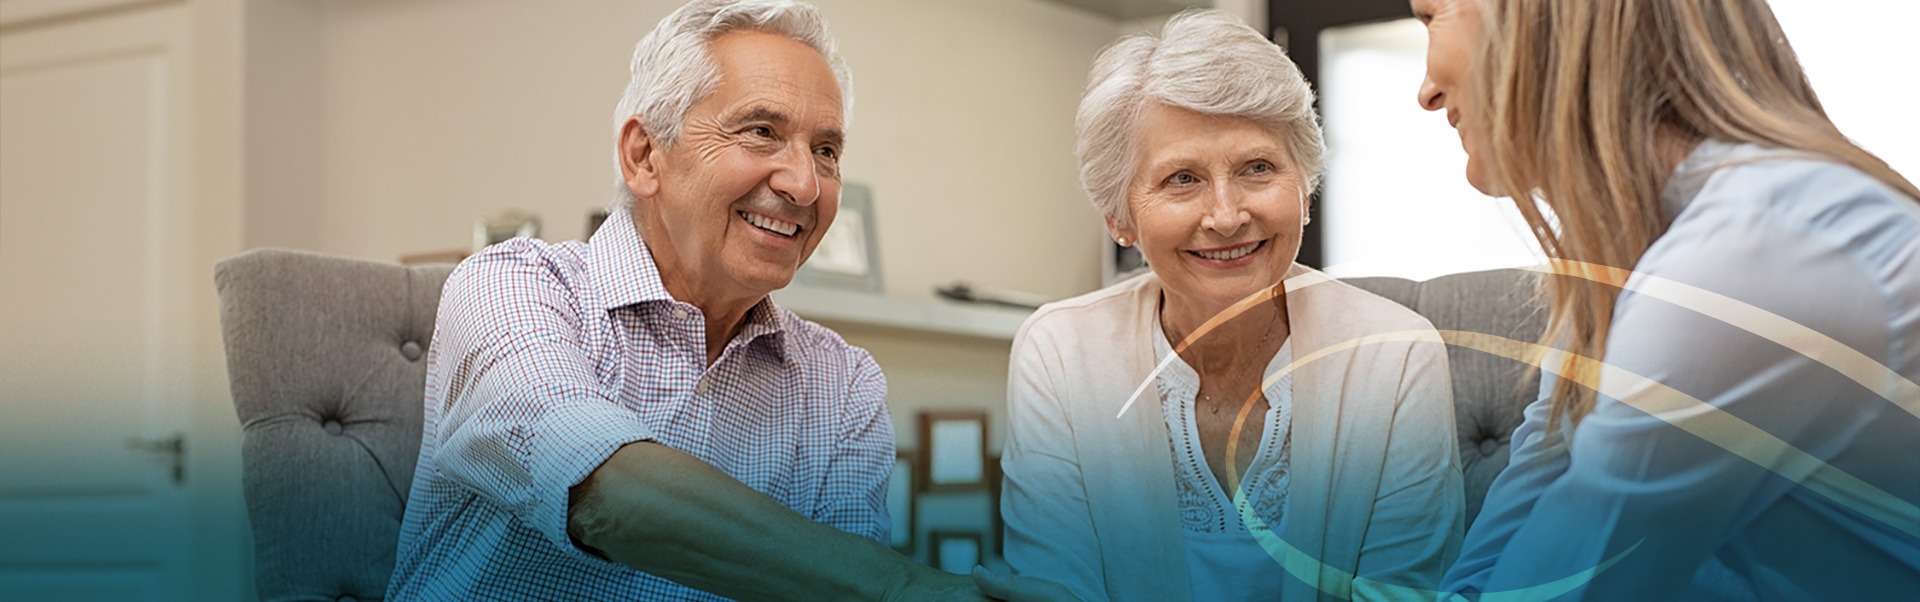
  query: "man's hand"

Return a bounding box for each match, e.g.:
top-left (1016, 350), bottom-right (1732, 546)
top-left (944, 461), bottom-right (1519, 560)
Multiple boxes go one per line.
top-left (971, 565), bottom-right (1083, 602)
top-left (571, 441), bottom-right (984, 601)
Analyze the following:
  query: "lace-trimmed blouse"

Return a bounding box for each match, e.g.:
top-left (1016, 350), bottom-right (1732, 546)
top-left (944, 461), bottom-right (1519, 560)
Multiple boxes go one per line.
top-left (1153, 323), bottom-right (1293, 599)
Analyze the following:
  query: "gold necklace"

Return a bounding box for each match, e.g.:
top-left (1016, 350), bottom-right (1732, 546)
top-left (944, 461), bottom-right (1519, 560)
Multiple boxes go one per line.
top-left (1195, 313), bottom-right (1282, 416)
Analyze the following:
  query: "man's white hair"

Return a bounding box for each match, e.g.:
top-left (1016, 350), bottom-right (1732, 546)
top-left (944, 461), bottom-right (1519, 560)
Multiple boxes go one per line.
top-left (1076, 9), bottom-right (1324, 228)
top-left (611, 0), bottom-right (852, 208)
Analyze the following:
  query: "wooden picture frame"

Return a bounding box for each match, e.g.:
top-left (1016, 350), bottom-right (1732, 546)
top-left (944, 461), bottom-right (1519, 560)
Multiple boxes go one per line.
top-left (888, 450), bottom-right (915, 553)
top-left (928, 530), bottom-right (984, 575)
top-left (794, 183), bottom-right (883, 293)
top-left (989, 454), bottom-right (1004, 559)
top-left (918, 411), bottom-right (988, 492)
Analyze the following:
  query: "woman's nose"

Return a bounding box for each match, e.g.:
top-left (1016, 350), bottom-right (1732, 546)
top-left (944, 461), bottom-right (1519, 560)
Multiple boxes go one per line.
top-left (1418, 77), bottom-right (1445, 112)
top-left (1200, 185), bottom-right (1249, 235)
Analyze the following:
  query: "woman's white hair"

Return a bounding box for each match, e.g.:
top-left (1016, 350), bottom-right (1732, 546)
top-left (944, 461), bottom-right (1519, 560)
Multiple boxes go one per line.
top-left (1076, 9), bottom-right (1323, 228)
top-left (611, 0), bottom-right (852, 207)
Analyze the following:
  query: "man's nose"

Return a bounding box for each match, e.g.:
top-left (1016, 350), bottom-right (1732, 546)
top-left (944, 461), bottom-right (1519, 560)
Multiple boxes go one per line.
top-left (1418, 78), bottom-right (1444, 112)
top-left (769, 144), bottom-right (820, 206)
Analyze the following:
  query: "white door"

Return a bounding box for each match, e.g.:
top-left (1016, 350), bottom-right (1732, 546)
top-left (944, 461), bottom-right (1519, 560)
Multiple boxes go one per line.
top-left (0, 4), bottom-right (197, 600)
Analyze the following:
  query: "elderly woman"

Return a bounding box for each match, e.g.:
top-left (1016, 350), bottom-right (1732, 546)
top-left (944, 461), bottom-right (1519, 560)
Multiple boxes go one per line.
top-left (994, 10), bottom-right (1463, 602)
top-left (1414, 0), bottom-right (1920, 598)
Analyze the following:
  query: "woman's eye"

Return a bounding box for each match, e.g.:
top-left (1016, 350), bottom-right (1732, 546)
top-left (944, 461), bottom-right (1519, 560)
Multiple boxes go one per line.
top-left (1247, 161), bottom-right (1274, 175)
top-left (1166, 172), bottom-right (1197, 186)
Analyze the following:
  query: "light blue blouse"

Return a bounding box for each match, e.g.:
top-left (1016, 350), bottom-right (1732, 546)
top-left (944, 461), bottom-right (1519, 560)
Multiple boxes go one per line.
top-left (1444, 140), bottom-right (1920, 599)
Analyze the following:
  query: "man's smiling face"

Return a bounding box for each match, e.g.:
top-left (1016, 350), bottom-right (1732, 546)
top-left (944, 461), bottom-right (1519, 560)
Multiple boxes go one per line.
top-left (623, 30), bottom-right (846, 304)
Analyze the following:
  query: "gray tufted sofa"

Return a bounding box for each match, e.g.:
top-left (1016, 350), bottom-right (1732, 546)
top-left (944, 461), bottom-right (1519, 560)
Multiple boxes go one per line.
top-left (215, 248), bottom-right (1544, 601)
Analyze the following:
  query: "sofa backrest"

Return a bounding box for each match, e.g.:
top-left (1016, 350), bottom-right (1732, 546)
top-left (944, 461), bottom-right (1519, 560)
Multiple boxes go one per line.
top-left (1345, 269), bottom-right (1546, 523)
top-left (216, 248), bottom-right (1544, 600)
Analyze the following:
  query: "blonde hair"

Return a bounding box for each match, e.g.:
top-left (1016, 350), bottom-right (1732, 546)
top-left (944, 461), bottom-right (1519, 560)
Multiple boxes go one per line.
top-left (1470, 0), bottom-right (1920, 430)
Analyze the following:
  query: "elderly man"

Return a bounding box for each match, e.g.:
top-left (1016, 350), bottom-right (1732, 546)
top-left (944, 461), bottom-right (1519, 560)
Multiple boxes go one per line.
top-left (386, 1), bottom-right (995, 599)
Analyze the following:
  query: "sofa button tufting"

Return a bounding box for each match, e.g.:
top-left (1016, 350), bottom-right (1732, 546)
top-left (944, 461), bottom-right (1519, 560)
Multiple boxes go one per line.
top-left (1479, 438), bottom-right (1499, 455)
top-left (338, 596), bottom-right (357, 602)
top-left (400, 340), bottom-right (424, 361)
top-left (323, 420), bottom-right (344, 436)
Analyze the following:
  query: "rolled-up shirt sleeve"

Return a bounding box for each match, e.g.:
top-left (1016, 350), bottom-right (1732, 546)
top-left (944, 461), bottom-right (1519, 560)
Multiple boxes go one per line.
top-left (429, 248), bottom-right (655, 560)
top-left (808, 350), bottom-right (895, 544)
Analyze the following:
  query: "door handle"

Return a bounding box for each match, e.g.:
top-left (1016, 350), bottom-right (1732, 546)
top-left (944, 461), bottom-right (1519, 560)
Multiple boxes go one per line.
top-left (126, 433), bottom-right (185, 485)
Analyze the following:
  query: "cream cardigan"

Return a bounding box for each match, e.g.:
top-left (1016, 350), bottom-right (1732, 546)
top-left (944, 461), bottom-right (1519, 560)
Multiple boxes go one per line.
top-left (1001, 265), bottom-right (1465, 601)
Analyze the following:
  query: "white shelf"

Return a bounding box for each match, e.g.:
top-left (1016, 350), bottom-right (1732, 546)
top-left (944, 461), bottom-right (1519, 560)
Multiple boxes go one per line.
top-left (771, 286), bottom-right (1033, 341)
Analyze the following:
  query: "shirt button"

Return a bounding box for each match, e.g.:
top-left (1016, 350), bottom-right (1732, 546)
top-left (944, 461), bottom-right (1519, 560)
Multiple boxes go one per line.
top-left (671, 307), bottom-right (689, 320)
top-left (695, 379), bottom-right (710, 395)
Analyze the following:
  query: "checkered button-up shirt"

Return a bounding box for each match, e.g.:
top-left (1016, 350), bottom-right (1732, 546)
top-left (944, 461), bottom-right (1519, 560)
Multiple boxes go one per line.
top-left (388, 209), bottom-right (894, 601)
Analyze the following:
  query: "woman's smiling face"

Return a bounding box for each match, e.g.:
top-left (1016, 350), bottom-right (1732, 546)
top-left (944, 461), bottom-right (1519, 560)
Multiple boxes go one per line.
top-left (1112, 103), bottom-right (1307, 316)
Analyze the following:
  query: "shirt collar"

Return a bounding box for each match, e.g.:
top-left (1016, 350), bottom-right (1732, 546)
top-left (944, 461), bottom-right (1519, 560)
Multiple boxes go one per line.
top-left (737, 298), bottom-right (790, 362)
top-left (589, 207), bottom-right (673, 311)
top-left (1660, 139), bottom-right (1818, 224)
top-left (588, 207), bottom-right (789, 357)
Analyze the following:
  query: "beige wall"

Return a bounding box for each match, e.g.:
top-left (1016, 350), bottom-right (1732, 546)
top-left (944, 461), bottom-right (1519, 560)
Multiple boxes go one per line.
top-left (295, 0), bottom-right (1115, 302)
top-left (253, 0), bottom-right (1145, 457)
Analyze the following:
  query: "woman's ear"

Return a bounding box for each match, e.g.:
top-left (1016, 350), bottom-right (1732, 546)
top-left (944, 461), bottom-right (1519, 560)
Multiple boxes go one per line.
top-left (1300, 188), bottom-right (1313, 226)
top-left (618, 117), bottom-right (661, 200)
top-left (1105, 215), bottom-right (1137, 247)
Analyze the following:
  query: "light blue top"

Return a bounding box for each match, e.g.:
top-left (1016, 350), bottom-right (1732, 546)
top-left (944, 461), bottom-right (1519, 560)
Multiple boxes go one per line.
top-left (1154, 332), bottom-right (1295, 600)
top-left (1444, 140), bottom-right (1920, 600)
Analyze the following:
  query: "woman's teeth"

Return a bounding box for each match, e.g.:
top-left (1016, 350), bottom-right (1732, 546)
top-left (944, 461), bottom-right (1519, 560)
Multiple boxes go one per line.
top-left (1191, 242), bottom-right (1261, 261)
top-left (740, 211), bottom-right (800, 237)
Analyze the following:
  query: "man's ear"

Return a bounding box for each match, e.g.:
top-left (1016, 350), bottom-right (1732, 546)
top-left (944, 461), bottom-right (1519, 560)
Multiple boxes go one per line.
top-left (618, 117), bottom-right (662, 200)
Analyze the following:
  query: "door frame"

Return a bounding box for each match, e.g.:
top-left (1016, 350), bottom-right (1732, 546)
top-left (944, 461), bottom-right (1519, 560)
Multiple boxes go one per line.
top-left (1265, 0), bottom-right (1417, 268)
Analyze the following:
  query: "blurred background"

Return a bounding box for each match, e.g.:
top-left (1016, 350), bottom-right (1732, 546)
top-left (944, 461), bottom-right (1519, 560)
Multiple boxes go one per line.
top-left (1, 0), bottom-right (1914, 599)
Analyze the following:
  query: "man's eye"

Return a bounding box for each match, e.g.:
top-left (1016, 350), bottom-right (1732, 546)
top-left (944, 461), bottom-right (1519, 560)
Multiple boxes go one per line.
top-left (815, 146), bottom-right (839, 160)
top-left (749, 125), bottom-right (774, 138)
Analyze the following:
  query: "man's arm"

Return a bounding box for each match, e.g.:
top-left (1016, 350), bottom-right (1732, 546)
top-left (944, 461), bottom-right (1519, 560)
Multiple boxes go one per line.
top-left (430, 247), bottom-right (982, 601)
top-left (569, 441), bottom-right (983, 602)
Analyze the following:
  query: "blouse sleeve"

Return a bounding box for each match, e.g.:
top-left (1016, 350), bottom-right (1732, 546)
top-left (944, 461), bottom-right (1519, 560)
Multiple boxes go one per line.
top-left (1466, 202), bottom-right (1903, 599)
top-left (1352, 337), bottom-right (1466, 596)
top-left (1001, 319), bottom-right (1112, 602)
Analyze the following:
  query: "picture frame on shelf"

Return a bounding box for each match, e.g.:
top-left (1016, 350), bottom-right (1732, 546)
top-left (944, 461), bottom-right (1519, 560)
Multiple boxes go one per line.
top-left (988, 454), bottom-right (1004, 559)
top-left (473, 208), bottom-right (541, 252)
top-left (928, 531), bottom-right (984, 575)
top-left (586, 208), bottom-right (611, 239)
top-left (918, 411), bottom-right (988, 493)
top-left (794, 182), bottom-right (882, 293)
top-left (888, 450), bottom-right (915, 553)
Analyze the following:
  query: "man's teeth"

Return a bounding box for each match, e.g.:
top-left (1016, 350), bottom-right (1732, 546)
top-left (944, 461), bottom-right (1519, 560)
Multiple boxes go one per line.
top-left (741, 211), bottom-right (800, 237)
top-left (1193, 243), bottom-right (1259, 261)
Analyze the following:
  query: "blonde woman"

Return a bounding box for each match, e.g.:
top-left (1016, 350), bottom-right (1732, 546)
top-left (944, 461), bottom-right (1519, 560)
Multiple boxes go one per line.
top-left (989, 10), bottom-right (1463, 602)
top-left (1413, 0), bottom-right (1920, 598)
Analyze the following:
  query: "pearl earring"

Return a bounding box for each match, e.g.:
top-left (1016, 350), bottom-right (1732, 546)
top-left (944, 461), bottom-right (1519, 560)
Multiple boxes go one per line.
top-left (1116, 236), bottom-right (1131, 247)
